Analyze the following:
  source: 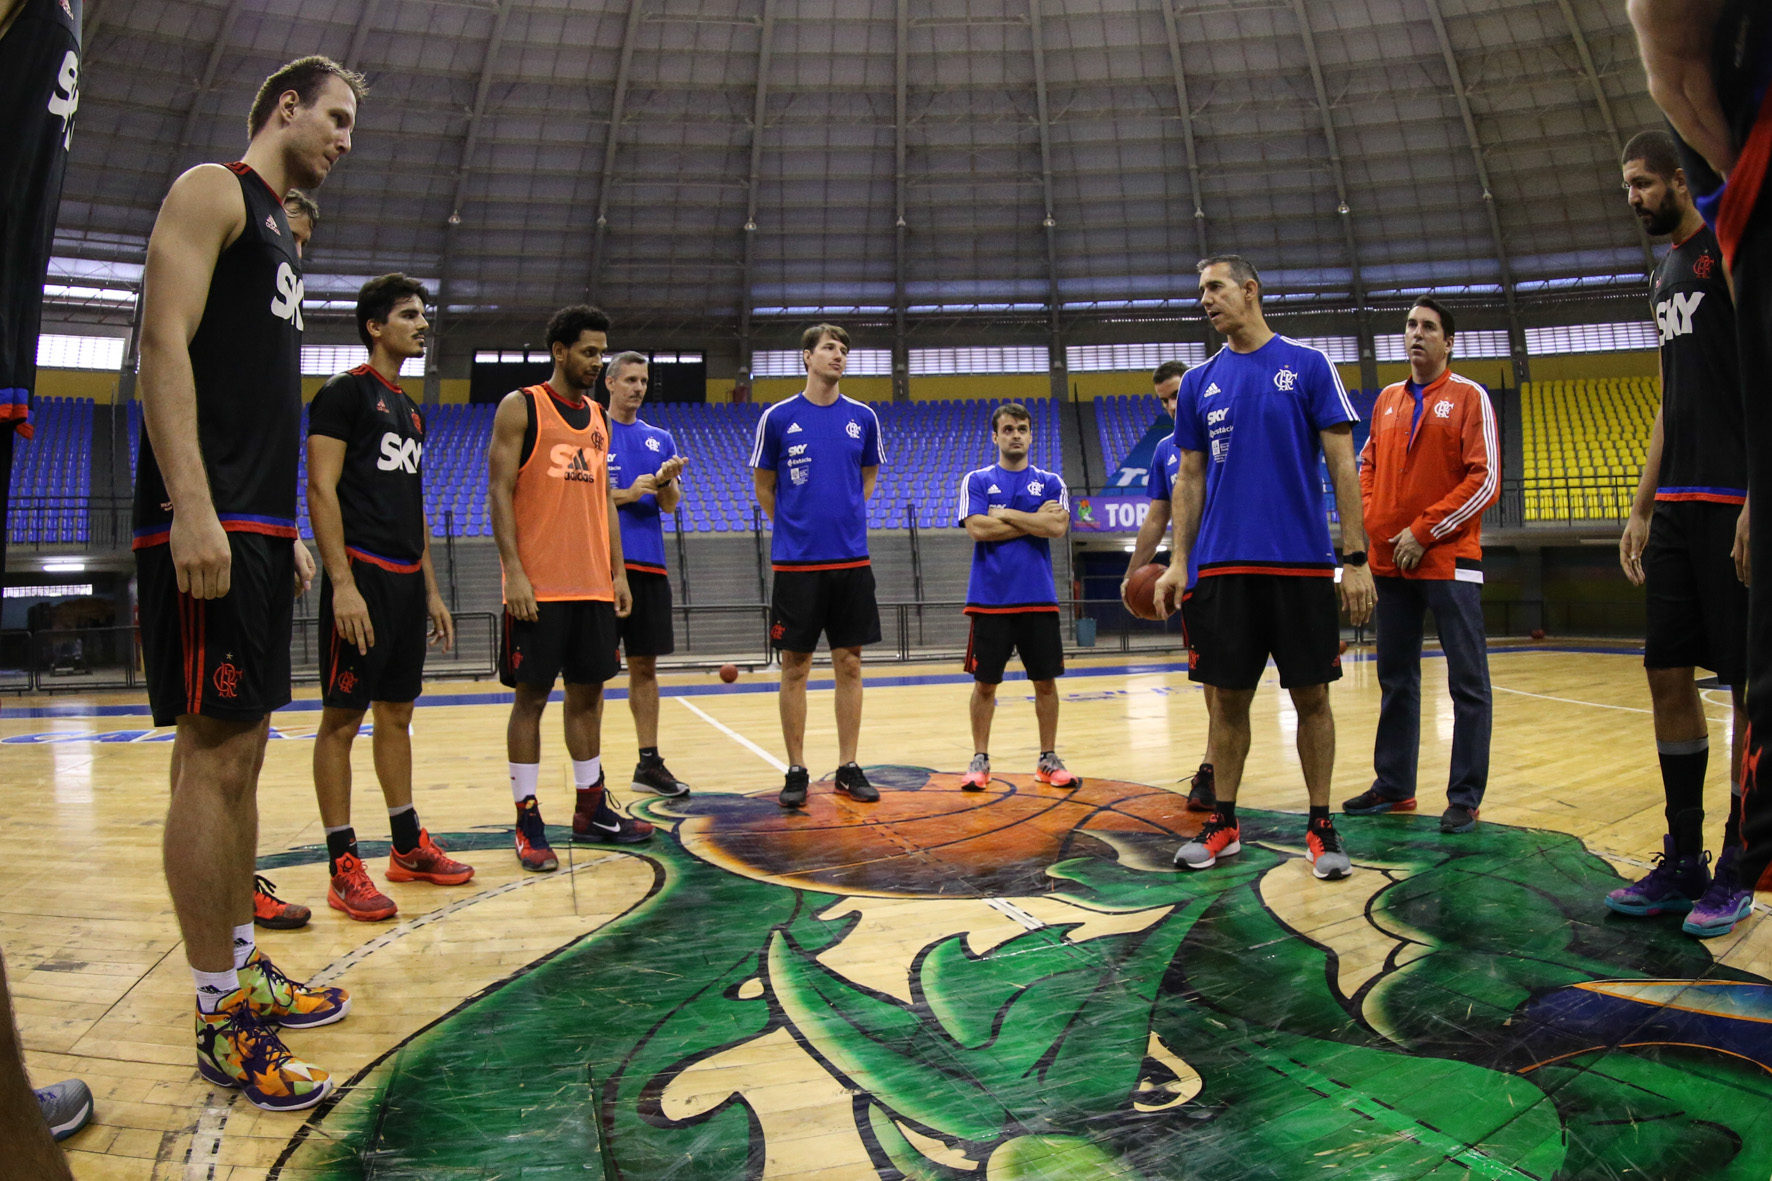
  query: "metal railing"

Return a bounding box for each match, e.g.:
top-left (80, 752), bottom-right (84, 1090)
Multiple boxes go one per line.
top-left (7, 496), bottom-right (133, 550)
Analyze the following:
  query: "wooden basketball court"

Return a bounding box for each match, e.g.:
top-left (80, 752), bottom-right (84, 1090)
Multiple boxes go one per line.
top-left (5, 643), bottom-right (1768, 1179)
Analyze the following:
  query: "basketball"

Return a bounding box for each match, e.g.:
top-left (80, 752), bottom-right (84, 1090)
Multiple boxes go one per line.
top-left (719, 663), bottom-right (739, 683)
top-left (1123, 563), bottom-right (1170, 621)
top-left (1530, 628), bottom-right (1546, 640)
top-left (1339, 639), bottom-right (1349, 655)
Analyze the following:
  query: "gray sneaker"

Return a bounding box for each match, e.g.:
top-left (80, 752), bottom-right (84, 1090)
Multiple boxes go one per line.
top-left (961, 753), bottom-right (991, 791)
top-left (1174, 815), bottom-right (1241, 870)
top-left (1307, 819), bottom-right (1353, 881)
top-left (1035, 751), bottom-right (1080, 789)
top-left (37, 1078), bottom-right (93, 1141)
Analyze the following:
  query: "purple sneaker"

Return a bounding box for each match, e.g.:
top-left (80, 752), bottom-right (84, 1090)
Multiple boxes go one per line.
top-left (1684, 846), bottom-right (1754, 939)
top-left (1605, 835), bottom-right (1709, 916)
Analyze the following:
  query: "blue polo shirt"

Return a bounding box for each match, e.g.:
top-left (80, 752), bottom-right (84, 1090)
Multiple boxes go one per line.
top-left (608, 416), bottom-right (677, 574)
top-left (750, 393), bottom-right (885, 568)
top-left (959, 463), bottom-right (1066, 612)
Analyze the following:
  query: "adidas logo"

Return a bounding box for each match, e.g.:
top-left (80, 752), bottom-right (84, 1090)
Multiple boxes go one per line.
top-left (265, 213), bottom-right (280, 234)
top-left (1203, 382), bottom-right (1221, 398)
top-left (786, 423), bottom-right (803, 433)
top-left (986, 484), bottom-right (1000, 493)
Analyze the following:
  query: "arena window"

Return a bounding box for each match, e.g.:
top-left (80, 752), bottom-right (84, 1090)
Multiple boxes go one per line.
top-left (1066, 343), bottom-right (1207, 371)
top-left (301, 344), bottom-right (424, 378)
top-left (909, 347), bottom-right (1049, 374)
top-left (752, 348), bottom-right (891, 377)
top-left (35, 334), bottom-right (126, 370)
top-left (1524, 322), bottom-right (1658, 355)
top-left (1283, 335), bottom-right (1360, 363)
top-left (1375, 329), bottom-right (1511, 361)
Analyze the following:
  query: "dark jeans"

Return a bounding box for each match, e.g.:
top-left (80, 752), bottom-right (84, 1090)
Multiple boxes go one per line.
top-left (1372, 575), bottom-right (1492, 810)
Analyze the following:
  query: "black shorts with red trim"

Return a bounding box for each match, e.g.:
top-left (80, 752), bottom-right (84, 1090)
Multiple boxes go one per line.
top-left (769, 561), bottom-right (881, 652)
top-left (963, 608), bottom-right (1064, 683)
top-left (320, 553), bottom-right (429, 711)
top-left (136, 531), bottom-right (295, 727)
top-left (1643, 499), bottom-right (1748, 686)
top-left (501, 599), bottom-right (621, 689)
top-left (618, 566), bottom-right (675, 658)
top-left (1182, 570), bottom-right (1342, 690)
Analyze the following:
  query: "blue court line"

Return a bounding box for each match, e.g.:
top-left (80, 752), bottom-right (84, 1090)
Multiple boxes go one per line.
top-left (0, 643), bottom-right (1643, 721)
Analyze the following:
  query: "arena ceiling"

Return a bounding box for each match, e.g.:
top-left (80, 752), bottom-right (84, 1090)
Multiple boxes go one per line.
top-left (57, 0), bottom-right (1661, 359)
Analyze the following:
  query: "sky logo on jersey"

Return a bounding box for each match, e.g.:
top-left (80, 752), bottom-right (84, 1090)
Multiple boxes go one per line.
top-left (788, 443), bottom-right (807, 457)
top-left (377, 433), bottom-right (423, 474)
top-left (1274, 365), bottom-right (1299, 391)
top-left (1207, 407), bottom-right (1229, 426)
top-left (271, 262), bottom-right (304, 330)
top-left (1656, 291), bottom-right (1705, 342)
top-left (548, 445), bottom-right (598, 482)
top-left (47, 51), bottom-right (77, 150)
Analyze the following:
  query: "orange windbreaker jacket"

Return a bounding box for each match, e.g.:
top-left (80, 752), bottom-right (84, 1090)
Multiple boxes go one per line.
top-left (1358, 369), bottom-right (1499, 581)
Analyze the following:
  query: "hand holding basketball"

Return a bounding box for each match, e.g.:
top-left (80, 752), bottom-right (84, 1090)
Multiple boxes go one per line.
top-left (1124, 563), bottom-right (1172, 621)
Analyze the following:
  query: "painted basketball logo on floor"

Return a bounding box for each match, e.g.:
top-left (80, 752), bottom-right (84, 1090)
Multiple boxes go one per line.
top-left (271, 770), bottom-right (1772, 1179)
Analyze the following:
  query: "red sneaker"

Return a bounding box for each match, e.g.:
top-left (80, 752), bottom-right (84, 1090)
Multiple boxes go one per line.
top-left (514, 797), bottom-right (559, 872)
top-left (252, 875), bottom-right (310, 930)
top-left (386, 830), bottom-right (475, 886)
top-left (326, 853), bottom-right (398, 922)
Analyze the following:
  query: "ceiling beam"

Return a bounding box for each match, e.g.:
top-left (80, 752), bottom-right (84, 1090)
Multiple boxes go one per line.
top-left (737, 0), bottom-right (778, 375)
top-left (342, 0), bottom-right (382, 71)
top-left (1552, 0), bottom-right (1655, 275)
top-left (1026, 0), bottom-right (1064, 397)
top-left (893, 0), bottom-right (909, 401)
top-left (1158, 0), bottom-right (1208, 261)
top-left (160, 0), bottom-right (244, 189)
top-left (586, 0), bottom-right (646, 299)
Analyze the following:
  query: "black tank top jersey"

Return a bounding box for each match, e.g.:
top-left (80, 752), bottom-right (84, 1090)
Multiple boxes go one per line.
top-left (308, 366), bottom-right (428, 568)
top-left (519, 384), bottom-right (593, 465)
top-left (133, 163), bottom-right (305, 548)
top-left (0, 0), bottom-right (81, 430)
top-left (1651, 225), bottom-right (1748, 502)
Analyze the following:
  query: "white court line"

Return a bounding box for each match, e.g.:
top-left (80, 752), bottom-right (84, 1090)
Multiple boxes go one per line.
top-left (182, 1092), bottom-right (234, 1181)
top-left (1493, 684), bottom-right (1727, 725)
top-left (675, 696), bottom-right (788, 772)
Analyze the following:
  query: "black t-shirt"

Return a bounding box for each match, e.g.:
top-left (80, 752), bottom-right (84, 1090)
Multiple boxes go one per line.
top-left (308, 365), bottom-right (428, 564)
top-left (1651, 225), bottom-right (1748, 501)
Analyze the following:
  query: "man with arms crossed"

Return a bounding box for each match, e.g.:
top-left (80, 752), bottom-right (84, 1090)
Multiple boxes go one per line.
top-left (134, 56), bottom-right (361, 1112)
top-left (1609, 129), bottom-right (1752, 937)
top-left (307, 273), bottom-right (472, 922)
top-left (605, 351), bottom-right (694, 797)
top-left (958, 404), bottom-right (1075, 790)
top-left (1155, 255), bottom-right (1376, 881)
top-left (751, 324), bottom-right (885, 807)
top-left (1123, 360), bottom-right (1216, 812)
top-left (490, 305), bottom-right (650, 871)
top-left (1343, 298), bottom-right (1497, 835)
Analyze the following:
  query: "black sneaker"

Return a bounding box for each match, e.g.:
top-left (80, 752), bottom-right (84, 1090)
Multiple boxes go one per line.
top-left (631, 761), bottom-right (691, 798)
top-left (1186, 763), bottom-right (1217, 812)
top-left (779, 765), bottom-right (810, 808)
top-left (834, 763), bottom-right (879, 803)
top-left (1439, 805), bottom-right (1479, 834)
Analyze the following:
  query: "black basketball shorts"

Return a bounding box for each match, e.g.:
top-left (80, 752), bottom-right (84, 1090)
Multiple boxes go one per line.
top-left (1182, 572), bottom-right (1342, 690)
top-left (618, 568), bottom-right (675, 658)
top-left (501, 599), bottom-right (621, 689)
top-left (320, 558), bottom-right (429, 710)
top-left (137, 531), bottom-right (295, 727)
top-left (1644, 500), bottom-right (1748, 687)
top-left (964, 610), bottom-right (1065, 684)
top-left (769, 564), bottom-right (882, 652)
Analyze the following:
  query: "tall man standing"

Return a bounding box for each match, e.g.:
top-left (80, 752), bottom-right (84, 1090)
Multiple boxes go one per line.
top-left (750, 324), bottom-right (885, 808)
top-left (134, 56), bottom-right (362, 1112)
top-left (1343, 298), bottom-right (1498, 835)
top-left (1608, 129), bottom-right (1752, 937)
top-left (604, 351), bottom-right (693, 798)
top-left (489, 305), bottom-right (650, 872)
top-left (958, 404), bottom-right (1074, 789)
top-left (1154, 255), bottom-right (1376, 881)
top-left (307, 274), bottom-right (471, 923)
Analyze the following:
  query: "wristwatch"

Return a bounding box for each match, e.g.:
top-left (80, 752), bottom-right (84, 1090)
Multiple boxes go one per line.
top-left (1341, 550), bottom-right (1368, 566)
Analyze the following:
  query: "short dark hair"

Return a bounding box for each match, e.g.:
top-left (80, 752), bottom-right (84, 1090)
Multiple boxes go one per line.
top-left (248, 56), bottom-right (367, 138)
top-left (1152, 360), bottom-right (1189, 385)
top-left (991, 402), bottom-right (1031, 431)
top-left (605, 351), bottom-right (648, 380)
top-left (800, 323), bottom-right (851, 356)
top-left (1622, 129), bottom-right (1682, 181)
top-left (356, 273), bottom-right (429, 349)
top-left (1196, 254), bottom-right (1261, 299)
top-left (283, 190), bottom-right (320, 226)
top-left (546, 304), bottom-right (612, 353)
top-left (1409, 296), bottom-right (1454, 340)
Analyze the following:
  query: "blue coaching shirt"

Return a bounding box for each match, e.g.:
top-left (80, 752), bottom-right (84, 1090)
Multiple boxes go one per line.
top-left (608, 417), bottom-right (677, 575)
top-left (1145, 435), bottom-right (1199, 587)
top-left (750, 393), bottom-right (885, 569)
top-left (958, 463), bottom-right (1066, 612)
top-left (1171, 336), bottom-right (1358, 578)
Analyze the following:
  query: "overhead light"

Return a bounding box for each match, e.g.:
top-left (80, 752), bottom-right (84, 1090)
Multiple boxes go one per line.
top-left (43, 560), bottom-right (85, 573)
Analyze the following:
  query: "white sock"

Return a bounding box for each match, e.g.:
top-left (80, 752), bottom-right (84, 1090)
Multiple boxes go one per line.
top-left (387, 803), bottom-right (415, 818)
top-left (231, 924), bottom-right (255, 970)
top-left (572, 756), bottom-right (603, 790)
top-left (510, 762), bottom-right (540, 804)
top-left (193, 966), bottom-right (240, 1012)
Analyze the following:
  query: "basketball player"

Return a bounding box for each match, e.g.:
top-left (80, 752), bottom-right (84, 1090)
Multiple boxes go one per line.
top-left (604, 351), bottom-right (694, 798)
top-left (751, 324), bottom-right (886, 807)
top-left (282, 190), bottom-right (317, 259)
top-left (1, 0), bottom-right (88, 1161)
top-left (1122, 360), bottom-right (1216, 811)
top-left (490, 305), bottom-right (650, 871)
top-left (1154, 255), bottom-right (1375, 881)
top-left (1605, 130), bottom-right (1752, 936)
top-left (959, 404), bottom-right (1074, 789)
top-left (134, 57), bottom-right (362, 1112)
top-left (1345, 298), bottom-right (1497, 835)
top-left (308, 274), bottom-right (471, 922)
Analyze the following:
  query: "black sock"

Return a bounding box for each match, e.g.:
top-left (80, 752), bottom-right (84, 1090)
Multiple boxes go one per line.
top-left (1216, 801), bottom-right (1237, 826)
top-left (639, 747), bottom-right (662, 766)
top-left (1659, 741), bottom-right (1709, 857)
top-left (388, 806), bottom-right (421, 855)
top-left (325, 827), bottom-right (358, 875)
top-left (1726, 786), bottom-right (1744, 850)
top-left (1309, 804), bottom-right (1330, 823)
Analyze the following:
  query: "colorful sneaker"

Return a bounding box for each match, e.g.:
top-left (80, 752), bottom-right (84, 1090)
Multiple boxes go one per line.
top-left (240, 948), bottom-right (351, 1029)
top-left (1035, 752), bottom-right (1080, 790)
top-left (961, 753), bottom-right (991, 791)
top-left (1306, 818), bottom-right (1353, 880)
top-left (326, 852), bottom-right (398, 922)
top-left (834, 763), bottom-right (879, 802)
top-left (779, 765), bottom-right (810, 808)
top-left (572, 780), bottom-right (655, 845)
top-left (386, 829), bottom-right (475, 886)
top-left (1175, 815), bottom-right (1241, 870)
top-left (514, 796), bottom-right (559, 872)
top-left (1684, 846), bottom-right (1754, 938)
top-left (631, 761), bottom-right (692, 798)
top-left (252, 875), bottom-right (310, 930)
top-left (1186, 763), bottom-right (1217, 812)
top-left (1440, 805), bottom-right (1479, 834)
top-left (36, 1078), bottom-right (92, 1141)
top-left (195, 991), bottom-right (332, 1112)
top-left (1605, 835), bottom-right (1709, 917)
top-left (1342, 788), bottom-right (1417, 815)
